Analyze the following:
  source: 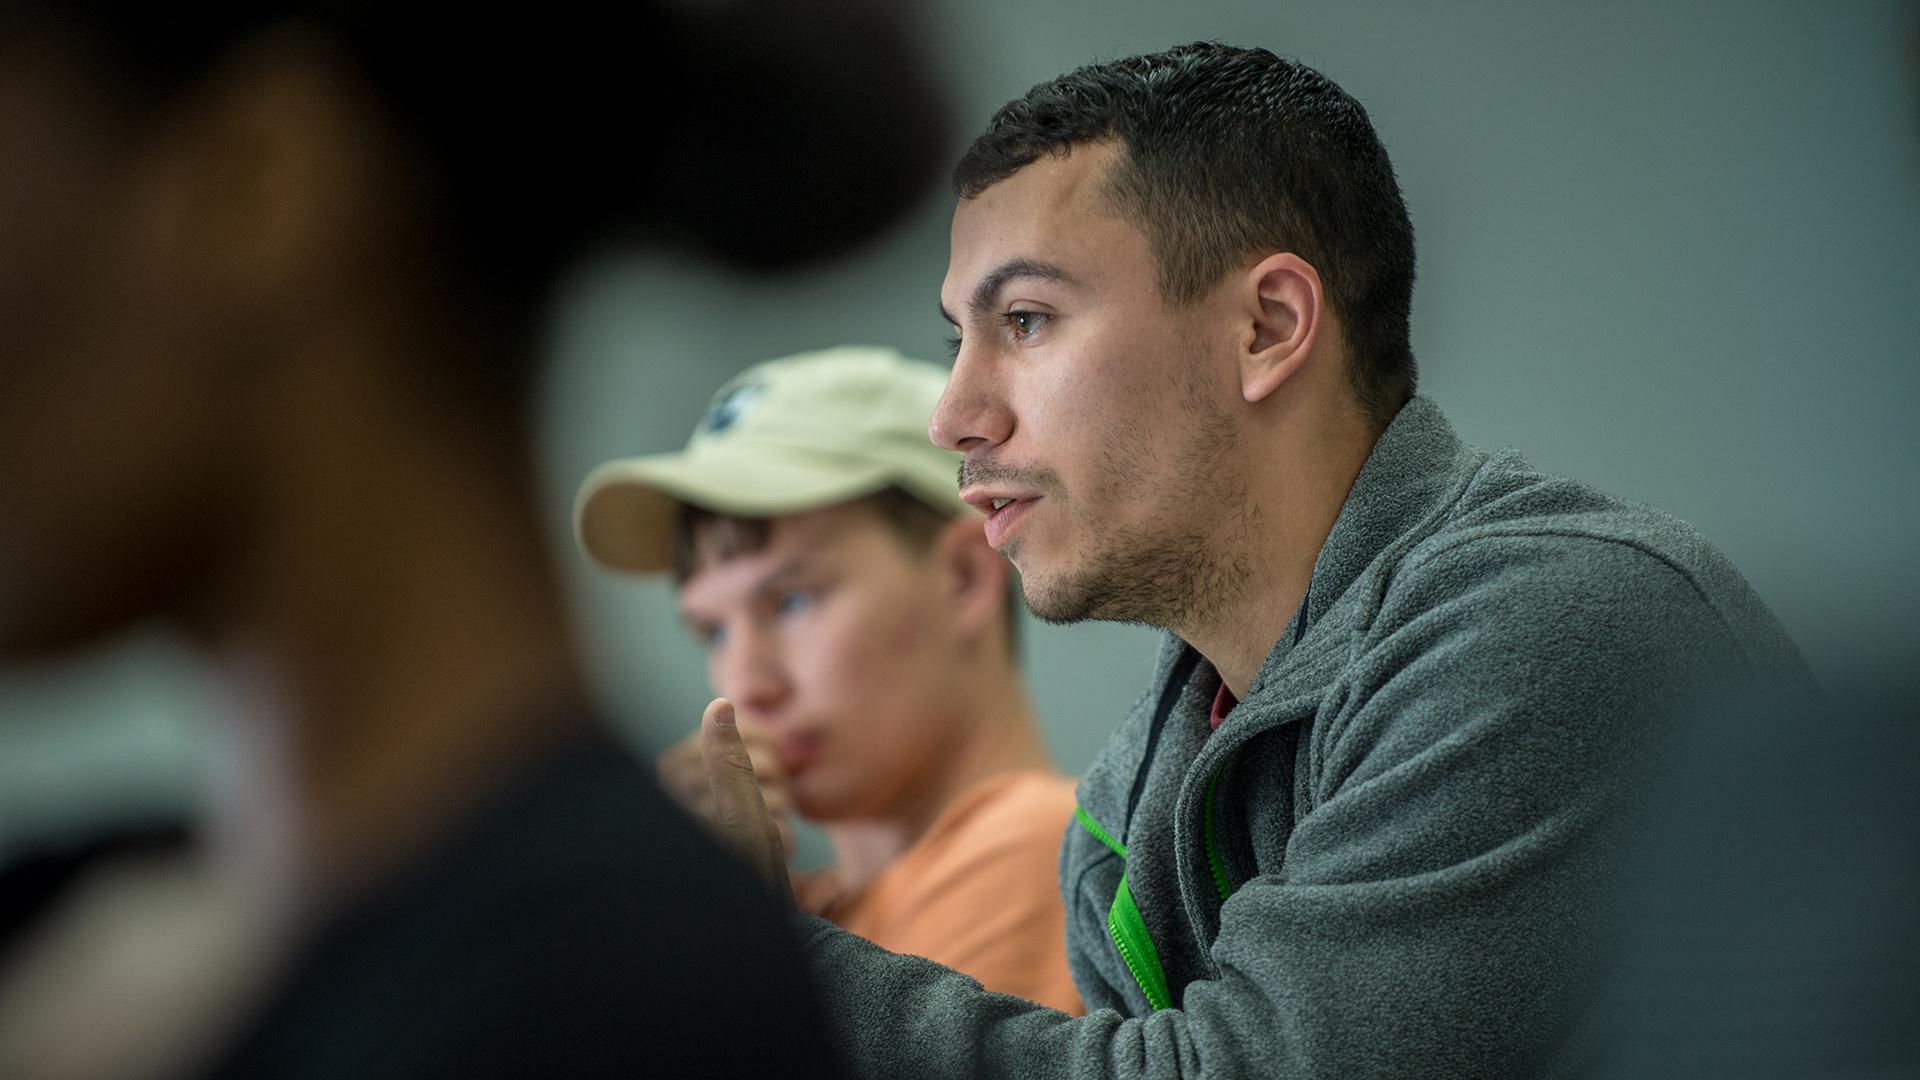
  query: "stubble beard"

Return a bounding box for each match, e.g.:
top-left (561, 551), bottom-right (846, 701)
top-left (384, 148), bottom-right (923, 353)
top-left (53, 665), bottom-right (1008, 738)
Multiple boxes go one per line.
top-left (1019, 384), bottom-right (1254, 633)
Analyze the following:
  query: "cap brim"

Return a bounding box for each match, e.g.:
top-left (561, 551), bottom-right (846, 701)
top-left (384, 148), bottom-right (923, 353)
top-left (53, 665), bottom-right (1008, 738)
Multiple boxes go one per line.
top-left (574, 443), bottom-right (899, 573)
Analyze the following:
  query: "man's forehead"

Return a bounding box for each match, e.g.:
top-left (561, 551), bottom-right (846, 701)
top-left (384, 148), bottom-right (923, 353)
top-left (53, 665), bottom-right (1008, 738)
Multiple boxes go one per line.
top-left (944, 142), bottom-right (1132, 300)
top-left (680, 502), bottom-right (878, 593)
top-left (963, 141), bottom-right (1120, 220)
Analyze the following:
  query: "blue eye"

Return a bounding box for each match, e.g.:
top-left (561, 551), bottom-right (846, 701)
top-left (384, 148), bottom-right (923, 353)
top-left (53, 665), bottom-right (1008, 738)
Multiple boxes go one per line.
top-left (776, 590), bottom-right (816, 616)
top-left (945, 333), bottom-right (962, 359)
top-left (696, 623), bottom-right (728, 650)
top-left (1004, 310), bottom-right (1048, 340)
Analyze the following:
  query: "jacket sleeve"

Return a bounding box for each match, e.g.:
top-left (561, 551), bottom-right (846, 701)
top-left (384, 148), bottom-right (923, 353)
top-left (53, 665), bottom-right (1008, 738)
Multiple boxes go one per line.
top-left (799, 535), bottom-right (1754, 1079)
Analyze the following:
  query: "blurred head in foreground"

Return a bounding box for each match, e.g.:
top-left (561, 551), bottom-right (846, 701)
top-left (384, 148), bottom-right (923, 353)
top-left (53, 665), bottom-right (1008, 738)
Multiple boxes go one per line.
top-left (0, 3), bottom-right (947, 1078)
top-left (0, 0), bottom-right (946, 659)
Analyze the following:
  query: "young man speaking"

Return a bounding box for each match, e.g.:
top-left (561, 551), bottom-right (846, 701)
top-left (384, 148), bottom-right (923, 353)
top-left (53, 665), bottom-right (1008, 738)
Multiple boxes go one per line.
top-left (691, 43), bottom-right (1811, 1078)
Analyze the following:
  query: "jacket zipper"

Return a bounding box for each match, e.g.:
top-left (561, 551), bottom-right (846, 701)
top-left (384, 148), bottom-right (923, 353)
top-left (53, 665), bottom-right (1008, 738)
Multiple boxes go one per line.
top-left (1077, 805), bottom-right (1175, 1011)
top-left (1107, 873), bottom-right (1172, 1011)
top-left (1203, 767), bottom-right (1233, 902)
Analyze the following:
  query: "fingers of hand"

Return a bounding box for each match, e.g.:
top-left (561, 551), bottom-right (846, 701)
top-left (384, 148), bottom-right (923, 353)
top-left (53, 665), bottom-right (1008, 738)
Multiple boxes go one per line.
top-left (667, 708), bottom-right (792, 850)
top-left (700, 699), bottom-right (772, 834)
top-left (700, 699), bottom-right (798, 910)
top-left (656, 732), bottom-right (710, 810)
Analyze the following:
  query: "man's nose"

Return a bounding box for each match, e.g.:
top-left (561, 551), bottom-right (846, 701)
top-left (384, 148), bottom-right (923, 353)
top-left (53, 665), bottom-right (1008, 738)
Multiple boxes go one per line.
top-left (715, 625), bottom-right (790, 717)
top-left (930, 345), bottom-right (1014, 454)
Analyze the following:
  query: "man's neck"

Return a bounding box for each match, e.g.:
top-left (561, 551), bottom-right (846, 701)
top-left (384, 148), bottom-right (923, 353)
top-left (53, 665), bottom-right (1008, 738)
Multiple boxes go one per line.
top-left (824, 659), bottom-right (1050, 892)
top-left (188, 332), bottom-right (586, 921)
top-left (1176, 400), bottom-right (1380, 701)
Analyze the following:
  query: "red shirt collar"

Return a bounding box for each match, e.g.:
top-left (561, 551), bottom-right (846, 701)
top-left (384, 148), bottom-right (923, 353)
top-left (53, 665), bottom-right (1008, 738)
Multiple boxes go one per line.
top-left (1209, 679), bottom-right (1239, 731)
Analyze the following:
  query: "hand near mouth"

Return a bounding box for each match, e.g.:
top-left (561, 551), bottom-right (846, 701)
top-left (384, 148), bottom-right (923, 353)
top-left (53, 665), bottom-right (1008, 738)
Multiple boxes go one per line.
top-left (698, 698), bottom-right (798, 911)
top-left (658, 719), bottom-right (796, 859)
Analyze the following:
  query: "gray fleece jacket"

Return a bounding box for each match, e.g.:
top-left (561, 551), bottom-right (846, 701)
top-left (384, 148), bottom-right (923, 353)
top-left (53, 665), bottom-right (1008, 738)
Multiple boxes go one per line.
top-left (797, 397), bottom-right (1809, 1079)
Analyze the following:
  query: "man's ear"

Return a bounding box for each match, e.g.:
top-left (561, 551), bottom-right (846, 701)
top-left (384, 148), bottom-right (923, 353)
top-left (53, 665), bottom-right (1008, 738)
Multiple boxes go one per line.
top-left (141, 28), bottom-right (391, 317)
top-left (936, 515), bottom-right (1007, 646)
top-left (1238, 252), bottom-right (1324, 404)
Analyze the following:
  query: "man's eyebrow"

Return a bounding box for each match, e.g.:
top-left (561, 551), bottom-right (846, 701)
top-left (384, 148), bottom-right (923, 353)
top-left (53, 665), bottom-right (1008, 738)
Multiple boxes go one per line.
top-left (752, 556), bottom-right (814, 593)
top-left (719, 552), bottom-right (824, 606)
top-left (676, 552), bottom-right (813, 620)
top-left (938, 258), bottom-right (1078, 327)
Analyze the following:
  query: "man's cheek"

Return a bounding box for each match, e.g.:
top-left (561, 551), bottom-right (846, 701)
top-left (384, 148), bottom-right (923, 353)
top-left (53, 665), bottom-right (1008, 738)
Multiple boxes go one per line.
top-left (882, 610), bottom-right (926, 659)
top-left (814, 614), bottom-right (891, 686)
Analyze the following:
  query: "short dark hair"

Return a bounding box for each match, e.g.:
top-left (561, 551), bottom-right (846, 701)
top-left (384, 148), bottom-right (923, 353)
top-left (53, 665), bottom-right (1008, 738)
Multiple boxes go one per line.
top-left (954, 42), bottom-right (1417, 425)
top-left (669, 487), bottom-right (1022, 658)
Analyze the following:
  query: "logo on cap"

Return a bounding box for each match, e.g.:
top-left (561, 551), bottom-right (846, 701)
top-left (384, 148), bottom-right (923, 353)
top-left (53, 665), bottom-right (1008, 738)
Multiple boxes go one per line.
top-left (701, 381), bottom-right (766, 435)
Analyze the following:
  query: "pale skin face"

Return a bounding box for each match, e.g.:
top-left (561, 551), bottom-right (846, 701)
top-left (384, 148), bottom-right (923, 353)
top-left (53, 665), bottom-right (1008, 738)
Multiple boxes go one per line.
top-left (676, 503), bottom-right (987, 823)
top-left (932, 141), bottom-right (1259, 631)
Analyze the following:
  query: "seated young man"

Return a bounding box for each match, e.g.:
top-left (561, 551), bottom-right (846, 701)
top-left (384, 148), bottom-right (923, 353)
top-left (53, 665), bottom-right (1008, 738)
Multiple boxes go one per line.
top-left (678, 45), bottom-right (1816, 1080)
top-left (576, 346), bottom-right (1082, 1014)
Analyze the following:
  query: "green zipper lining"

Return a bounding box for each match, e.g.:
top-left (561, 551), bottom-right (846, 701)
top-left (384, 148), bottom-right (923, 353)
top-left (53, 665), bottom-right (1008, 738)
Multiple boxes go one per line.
top-left (1107, 872), bottom-right (1172, 1011)
top-left (1078, 775), bottom-right (1234, 1016)
top-left (1074, 805), bottom-right (1126, 859)
top-left (1202, 768), bottom-right (1232, 902)
top-left (1077, 805), bottom-right (1172, 1011)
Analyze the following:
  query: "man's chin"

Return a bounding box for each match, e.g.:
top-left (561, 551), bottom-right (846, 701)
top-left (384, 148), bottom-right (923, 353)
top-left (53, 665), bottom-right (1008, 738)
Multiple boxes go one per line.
top-left (1017, 569), bottom-right (1104, 626)
top-left (791, 779), bottom-right (860, 823)
top-left (1019, 561), bottom-right (1176, 629)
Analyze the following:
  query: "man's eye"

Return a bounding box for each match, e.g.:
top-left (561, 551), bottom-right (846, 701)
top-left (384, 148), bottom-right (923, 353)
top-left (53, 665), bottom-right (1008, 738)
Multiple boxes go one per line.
top-left (945, 333), bottom-right (962, 360)
top-left (695, 623), bottom-right (728, 650)
top-left (776, 590), bottom-right (816, 616)
top-left (1004, 310), bottom-right (1048, 340)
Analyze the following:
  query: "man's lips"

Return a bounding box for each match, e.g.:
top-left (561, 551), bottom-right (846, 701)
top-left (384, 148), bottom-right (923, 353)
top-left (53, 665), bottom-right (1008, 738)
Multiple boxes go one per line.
top-left (961, 488), bottom-right (1041, 550)
top-left (776, 730), bottom-right (824, 775)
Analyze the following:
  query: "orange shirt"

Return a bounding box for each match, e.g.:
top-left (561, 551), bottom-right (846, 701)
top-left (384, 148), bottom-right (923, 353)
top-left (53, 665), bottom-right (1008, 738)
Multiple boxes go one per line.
top-left (793, 770), bottom-right (1083, 1014)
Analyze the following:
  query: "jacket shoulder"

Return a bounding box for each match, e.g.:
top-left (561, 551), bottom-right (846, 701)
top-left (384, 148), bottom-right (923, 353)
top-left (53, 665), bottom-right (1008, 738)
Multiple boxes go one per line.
top-left (1385, 450), bottom-right (1806, 676)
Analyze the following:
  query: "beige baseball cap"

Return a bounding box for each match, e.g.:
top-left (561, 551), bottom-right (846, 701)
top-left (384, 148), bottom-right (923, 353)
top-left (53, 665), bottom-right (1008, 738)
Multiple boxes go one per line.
top-left (575, 345), bottom-right (967, 573)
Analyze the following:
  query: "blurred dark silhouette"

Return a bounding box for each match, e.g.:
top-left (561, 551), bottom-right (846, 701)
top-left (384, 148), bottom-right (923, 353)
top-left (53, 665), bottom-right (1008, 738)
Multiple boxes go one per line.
top-left (0, 2), bottom-right (948, 1077)
top-left (1599, 681), bottom-right (1920, 1078)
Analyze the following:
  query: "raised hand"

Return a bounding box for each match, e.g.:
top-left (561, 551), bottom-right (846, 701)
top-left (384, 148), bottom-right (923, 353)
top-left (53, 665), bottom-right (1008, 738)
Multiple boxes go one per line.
top-left (657, 710), bottom-right (796, 859)
top-left (695, 698), bottom-right (797, 911)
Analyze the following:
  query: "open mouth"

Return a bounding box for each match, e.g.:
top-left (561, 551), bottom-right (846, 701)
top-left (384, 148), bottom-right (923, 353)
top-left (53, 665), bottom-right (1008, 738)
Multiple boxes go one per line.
top-left (959, 483), bottom-right (1043, 551)
top-left (980, 496), bottom-right (1038, 549)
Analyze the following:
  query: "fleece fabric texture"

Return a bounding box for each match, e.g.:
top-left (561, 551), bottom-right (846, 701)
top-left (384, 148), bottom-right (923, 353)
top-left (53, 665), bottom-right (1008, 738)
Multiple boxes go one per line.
top-left (795, 396), bottom-right (1810, 1079)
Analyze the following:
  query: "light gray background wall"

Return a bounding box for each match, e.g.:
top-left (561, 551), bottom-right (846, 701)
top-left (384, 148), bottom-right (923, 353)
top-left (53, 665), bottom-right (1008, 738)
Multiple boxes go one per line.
top-left (5, 1), bottom-right (1916, 857)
